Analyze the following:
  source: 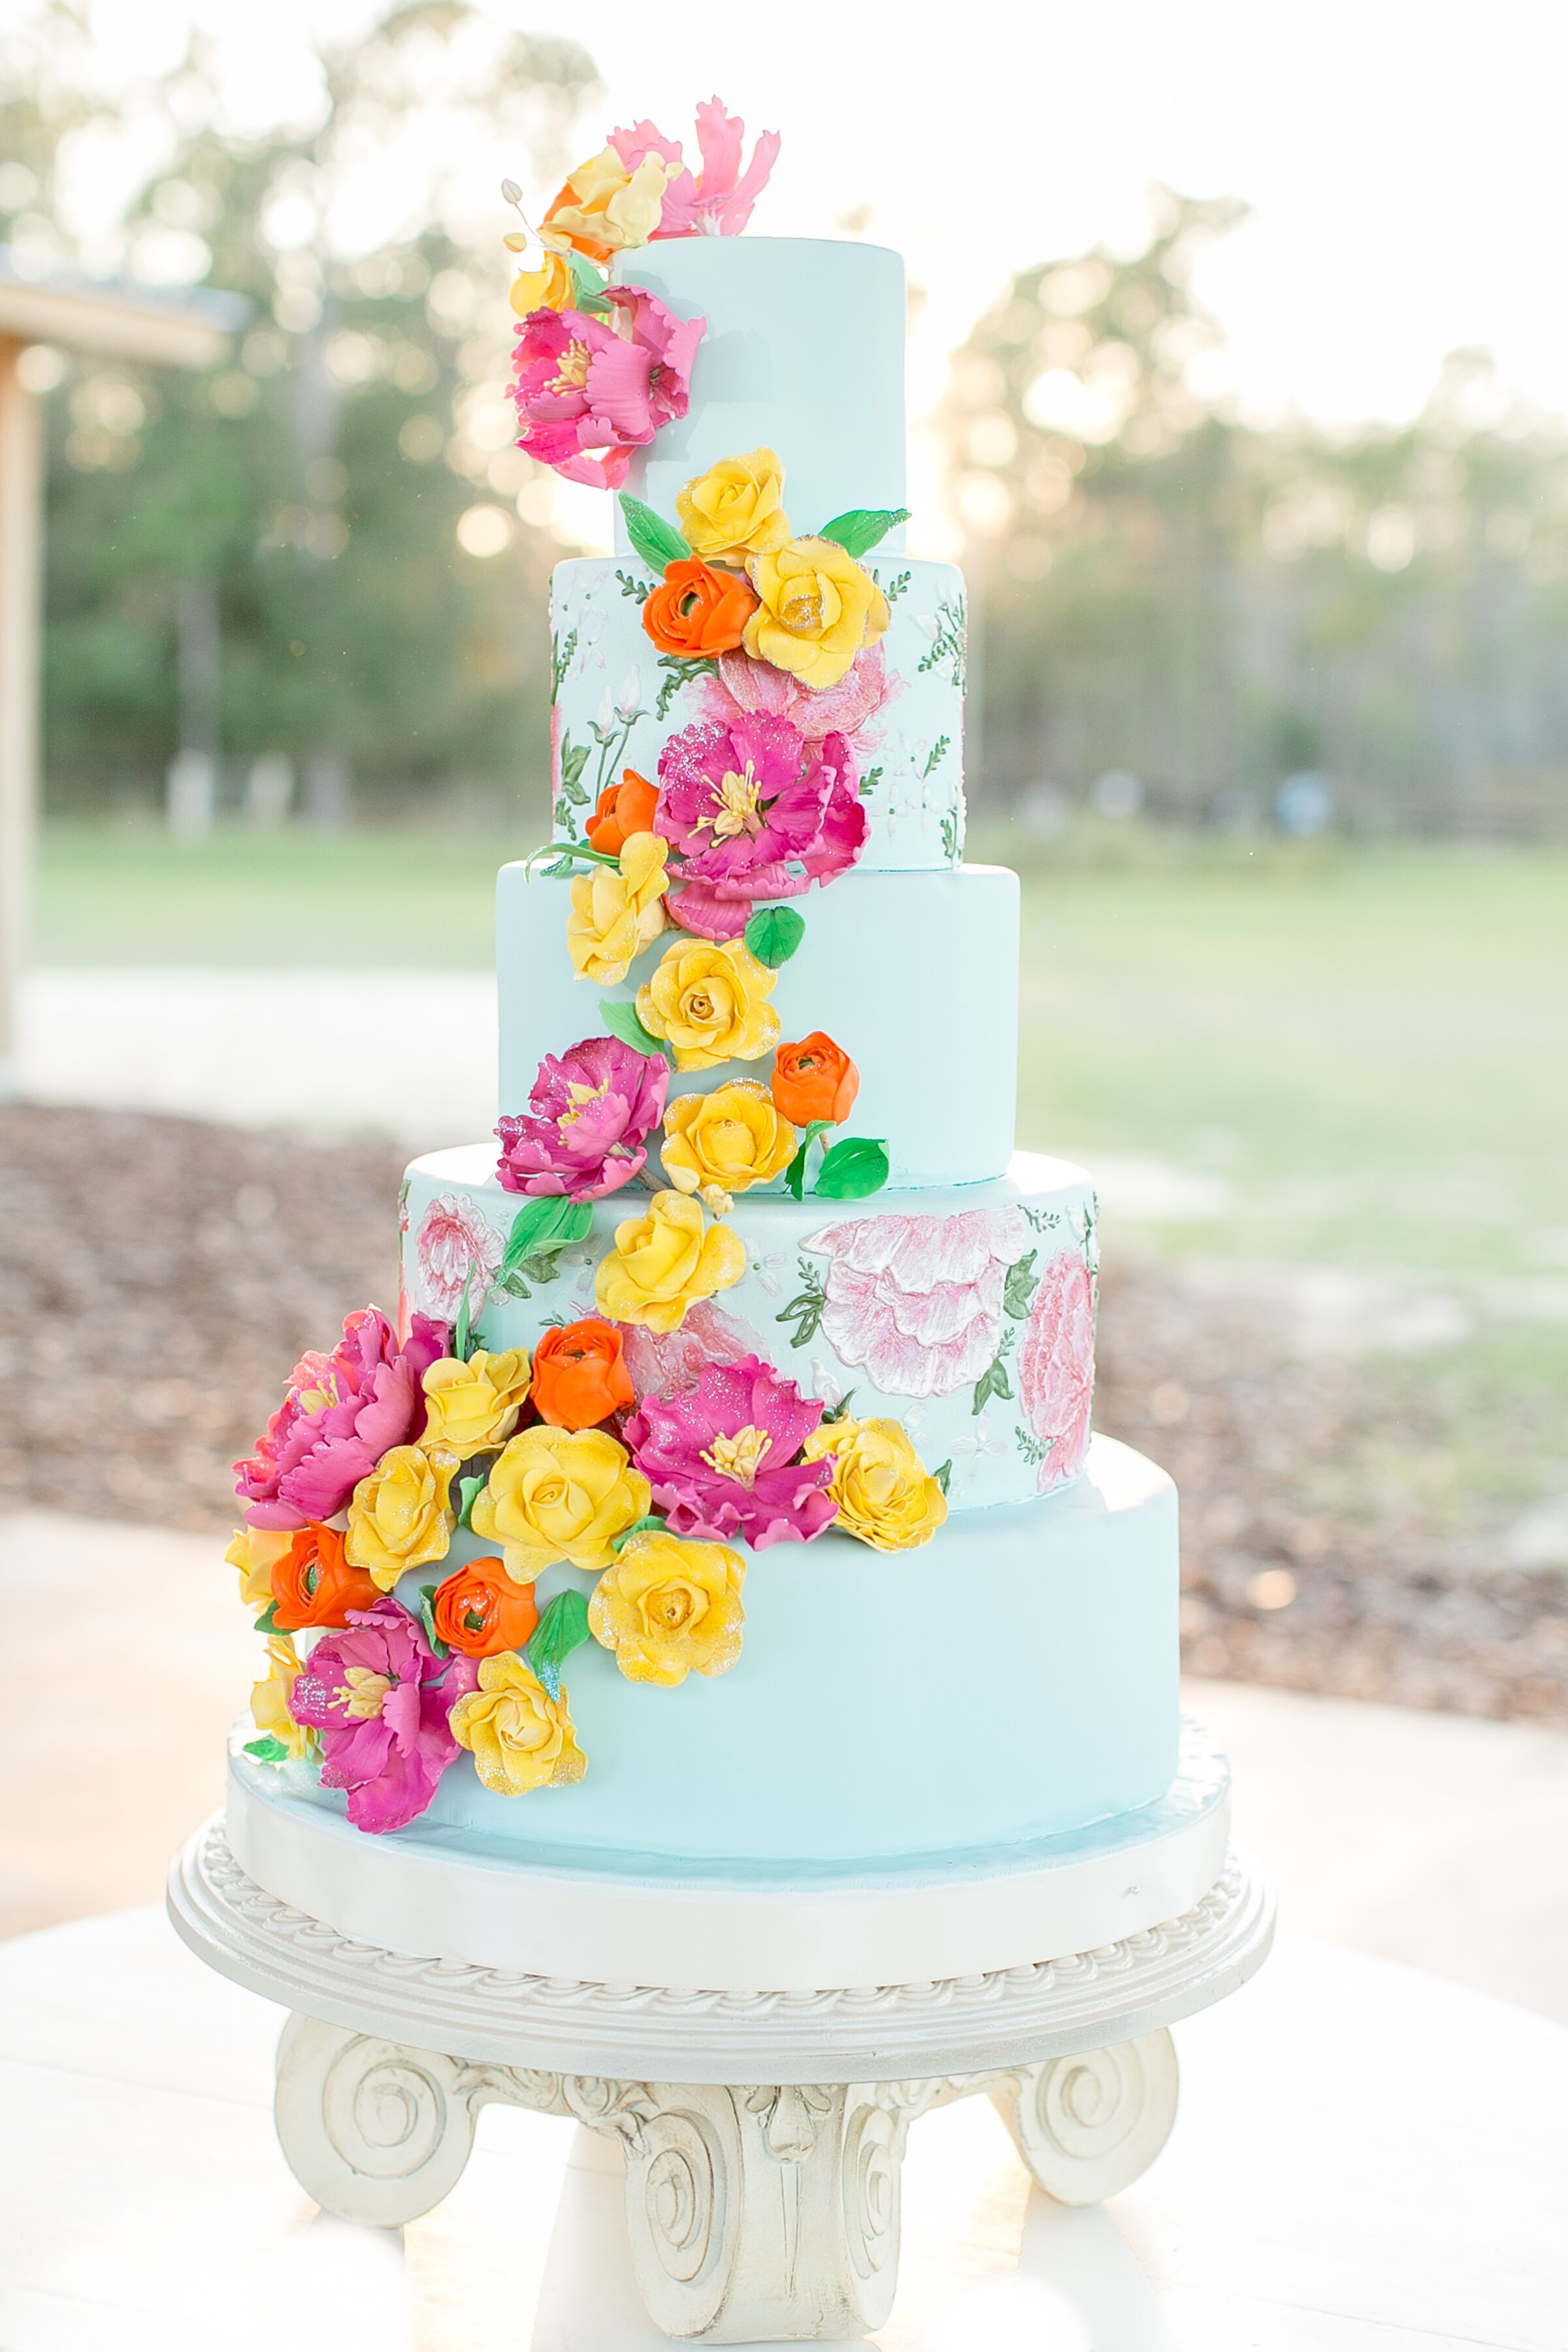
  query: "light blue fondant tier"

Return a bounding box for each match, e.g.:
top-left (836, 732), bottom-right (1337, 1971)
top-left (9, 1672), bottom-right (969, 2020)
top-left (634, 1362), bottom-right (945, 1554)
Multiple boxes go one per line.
top-left (496, 863), bottom-right (1018, 1188)
top-left (615, 238), bottom-right (906, 547)
top-left (261, 1435), bottom-right (1178, 1870)
top-left (403, 1148), bottom-right (1098, 1511)
top-left (549, 557), bottom-right (966, 870)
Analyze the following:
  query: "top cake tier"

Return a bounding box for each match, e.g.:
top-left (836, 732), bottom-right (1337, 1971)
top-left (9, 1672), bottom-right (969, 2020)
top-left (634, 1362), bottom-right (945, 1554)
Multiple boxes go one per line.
top-left (614, 238), bottom-right (907, 544)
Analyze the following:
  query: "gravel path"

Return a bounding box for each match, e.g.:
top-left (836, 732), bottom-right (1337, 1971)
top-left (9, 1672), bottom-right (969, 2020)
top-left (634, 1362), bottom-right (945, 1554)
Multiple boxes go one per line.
top-left (2, 1104), bottom-right (1562, 1724)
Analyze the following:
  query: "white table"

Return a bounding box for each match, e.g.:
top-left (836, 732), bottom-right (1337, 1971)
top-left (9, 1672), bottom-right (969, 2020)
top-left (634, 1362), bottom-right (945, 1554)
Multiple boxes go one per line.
top-left (0, 1907), bottom-right (1562, 2351)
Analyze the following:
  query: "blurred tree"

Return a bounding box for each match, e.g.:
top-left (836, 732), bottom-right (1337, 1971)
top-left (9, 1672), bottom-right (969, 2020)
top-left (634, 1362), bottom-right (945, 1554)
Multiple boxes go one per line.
top-left (0, 0), bottom-right (598, 819)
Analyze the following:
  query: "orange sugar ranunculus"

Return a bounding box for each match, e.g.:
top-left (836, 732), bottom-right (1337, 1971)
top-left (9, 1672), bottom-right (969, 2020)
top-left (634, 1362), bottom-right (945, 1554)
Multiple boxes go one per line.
top-left (642, 558), bottom-right (759, 660)
top-left (530, 1318), bottom-right (636, 1429)
top-left (585, 768), bottom-right (660, 856)
top-left (771, 1032), bottom-right (860, 1126)
top-left (269, 1522), bottom-right (382, 1631)
top-left (431, 1557), bottom-right (540, 1659)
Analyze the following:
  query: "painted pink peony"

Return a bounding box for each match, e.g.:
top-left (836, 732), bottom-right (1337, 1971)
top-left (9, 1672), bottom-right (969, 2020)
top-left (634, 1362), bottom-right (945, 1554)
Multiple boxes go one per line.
top-left (617, 1298), bottom-right (770, 1405)
top-left (1017, 1249), bottom-right (1096, 1491)
top-left (414, 1194), bottom-right (503, 1321)
top-left (688, 642), bottom-right (901, 760)
top-left (610, 99), bottom-right (780, 239)
top-left (235, 1308), bottom-right (448, 1531)
top-left (509, 287), bottom-right (704, 490)
top-left (496, 1034), bottom-right (670, 1200)
top-left (801, 1208), bottom-right (1032, 1399)
top-left (286, 1599), bottom-right (478, 1835)
top-left (625, 1353), bottom-right (836, 1548)
top-left (657, 713), bottom-right (866, 940)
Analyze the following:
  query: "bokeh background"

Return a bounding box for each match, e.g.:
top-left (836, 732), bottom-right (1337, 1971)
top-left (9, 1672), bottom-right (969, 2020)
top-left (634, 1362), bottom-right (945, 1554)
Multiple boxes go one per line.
top-left (2, 1), bottom-right (1567, 1987)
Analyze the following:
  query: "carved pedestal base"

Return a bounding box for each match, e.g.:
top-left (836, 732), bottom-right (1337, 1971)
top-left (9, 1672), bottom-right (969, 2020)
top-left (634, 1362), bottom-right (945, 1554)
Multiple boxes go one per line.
top-left (171, 1818), bottom-right (1272, 2344)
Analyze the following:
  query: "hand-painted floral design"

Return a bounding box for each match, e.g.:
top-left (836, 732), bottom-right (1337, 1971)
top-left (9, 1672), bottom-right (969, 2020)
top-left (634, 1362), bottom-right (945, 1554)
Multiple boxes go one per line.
top-left (1017, 1248), bottom-right (1096, 1491)
top-left (625, 1353), bottom-right (836, 1549)
top-left (413, 1194), bottom-right (503, 1322)
top-left (688, 642), bottom-right (901, 762)
top-left (656, 713), bottom-right (865, 940)
top-left (286, 1599), bottom-right (478, 1835)
top-left (615, 1297), bottom-right (771, 1406)
top-left (508, 288), bottom-right (704, 491)
top-left (800, 1207), bottom-right (1031, 1399)
top-left (611, 99), bottom-right (779, 240)
top-left (496, 1034), bottom-right (669, 1200)
top-left (235, 1309), bottom-right (448, 1531)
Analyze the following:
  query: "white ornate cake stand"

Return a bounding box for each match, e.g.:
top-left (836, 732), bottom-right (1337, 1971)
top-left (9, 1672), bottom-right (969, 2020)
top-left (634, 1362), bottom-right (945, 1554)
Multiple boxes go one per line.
top-left (169, 1808), bottom-right (1273, 2345)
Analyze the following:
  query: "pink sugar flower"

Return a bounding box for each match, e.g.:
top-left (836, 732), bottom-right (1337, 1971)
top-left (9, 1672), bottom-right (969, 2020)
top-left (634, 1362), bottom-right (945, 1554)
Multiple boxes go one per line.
top-left (616, 1298), bottom-right (770, 1405)
top-left (611, 99), bottom-right (779, 239)
top-left (235, 1307), bottom-right (448, 1531)
top-left (1017, 1249), bottom-right (1096, 1492)
top-left (496, 1034), bottom-right (670, 1200)
top-left (657, 713), bottom-right (866, 941)
top-left (509, 287), bottom-right (704, 491)
top-left (689, 643), bottom-right (901, 760)
top-left (286, 1599), bottom-right (478, 1836)
top-left (625, 1353), bottom-right (836, 1550)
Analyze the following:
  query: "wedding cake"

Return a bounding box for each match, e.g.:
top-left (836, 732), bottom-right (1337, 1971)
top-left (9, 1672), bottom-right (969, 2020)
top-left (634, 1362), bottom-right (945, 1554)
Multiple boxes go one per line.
top-left (221, 103), bottom-right (1225, 1995)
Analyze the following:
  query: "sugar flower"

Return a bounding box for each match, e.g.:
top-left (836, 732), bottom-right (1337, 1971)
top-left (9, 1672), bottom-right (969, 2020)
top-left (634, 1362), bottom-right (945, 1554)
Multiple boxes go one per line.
top-left (772, 1033), bottom-right (859, 1126)
top-left (619, 99), bottom-right (780, 240)
top-left (802, 1415), bottom-right (949, 1552)
top-left (509, 289), bottom-right (703, 492)
top-left (235, 1307), bottom-right (448, 1531)
top-left (530, 1318), bottom-right (635, 1429)
top-left (676, 448), bottom-right (791, 564)
top-left (566, 832), bottom-right (670, 985)
top-left (345, 1442), bottom-right (460, 1591)
top-left (589, 1527), bottom-right (746, 1686)
top-left (449, 1651), bottom-right (587, 1795)
top-left (595, 1188), bottom-right (746, 1332)
top-left (431, 1558), bottom-right (540, 1659)
top-left (743, 538), bottom-right (890, 693)
top-left (634, 935), bottom-right (779, 1068)
top-left (496, 1034), bottom-right (668, 1200)
top-left (267, 1522), bottom-right (384, 1631)
top-left (286, 1599), bottom-right (478, 1835)
top-left (542, 144), bottom-right (673, 262)
top-left (471, 1424), bottom-right (651, 1579)
top-left (625, 1353), bottom-right (836, 1549)
top-left (508, 249), bottom-right (575, 318)
top-left (643, 558), bottom-right (759, 659)
top-left (657, 713), bottom-right (865, 940)
top-left (250, 1635), bottom-right (315, 1763)
top-left (227, 1523), bottom-right (291, 1613)
top-left (661, 1080), bottom-right (796, 1211)
top-left (585, 768), bottom-right (659, 856)
top-left (419, 1348), bottom-right (533, 1454)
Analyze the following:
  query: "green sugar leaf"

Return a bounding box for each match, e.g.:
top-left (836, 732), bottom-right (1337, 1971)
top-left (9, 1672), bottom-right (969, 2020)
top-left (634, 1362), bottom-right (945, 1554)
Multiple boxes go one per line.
top-left (252, 1602), bottom-right (280, 1635)
top-left (243, 1734), bottom-right (289, 1765)
top-left (783, 1119), bottom-right (833, 1202)
top-left (816, 507), bottom-right (910, 559)
top-left (612, 1513), bottom-right (668, 1553)
top-left (743, 904), bottom-right (806, 968)
top-left (417, 1581), bottom-right (451, 1658)
top-left (501, 1195), bottom-right (593, 1276)
top-left (618, 493), bottom-right (691, 574)
top-left (565, 252), bottom-right (613, 312)
top-left (599, 996), bottom-right (672, 1062)
top-left (813, 1136), bottom-right (890, 1201)
top-left (527, 1588), bottom-right (593, 1701)
top-left (457, 1475), bottom-right (486, 1532)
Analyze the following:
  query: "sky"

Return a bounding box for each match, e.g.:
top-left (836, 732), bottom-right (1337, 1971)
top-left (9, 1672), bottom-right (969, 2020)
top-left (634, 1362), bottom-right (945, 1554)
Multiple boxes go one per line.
top-left (24, 0), bottom-right (1568, 432)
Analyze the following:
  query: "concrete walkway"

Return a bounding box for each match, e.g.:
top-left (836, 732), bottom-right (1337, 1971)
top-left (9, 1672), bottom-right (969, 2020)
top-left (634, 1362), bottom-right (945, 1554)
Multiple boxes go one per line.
top-left (4, 1508), bottom-right (1565, 2017)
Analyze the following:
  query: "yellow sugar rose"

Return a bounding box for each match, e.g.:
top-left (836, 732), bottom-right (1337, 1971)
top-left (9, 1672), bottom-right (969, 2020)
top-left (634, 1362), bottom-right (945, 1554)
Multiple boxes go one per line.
top-left (802, 1416), bottom-right (949, 1552)
top-left (661, 1081), bottom-right (796, 1211)
top-left (420, 1348), bottom-right (532, 1456)
top-left (471, 1425), bottom-right (651, 1578)
top-left (344, 1442), bottom-right (460, 1590)
top-left (677, 448), bottom-right (792, 563)
top-left (227, 1524), bottom-right (291, 1612)
top-left (542, 146), bottom-right (670, 261)
top-left (568, 832), bottom-right (669, 986)
top-left (743, 536), bottom-right (891, 692)
top-left (635, 936), bottom-right (779, 1070)
top-left (449, 1652), bottom-right (587, 1795)
top-left (594, 1188), bottom-right (746, 1332)
top-left (250, 1635), bottom-right (315, 1762)
top-left (589, 1529), bottom-right (746, 1686)
top-left (508, 249), bottom-right (576, 318)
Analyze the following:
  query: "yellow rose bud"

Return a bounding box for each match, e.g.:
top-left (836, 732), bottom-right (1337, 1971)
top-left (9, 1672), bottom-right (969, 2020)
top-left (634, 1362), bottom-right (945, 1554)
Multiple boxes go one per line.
top-left (471, 1424), bottom-right (650, 1578)
top-left (420, 1348), bottom-right (532, 1456)
top-left (249, 1635), bottom-right (315, 1762)
top-left (589, 1528), bottom-right (746, 1686)
top-left (594, 1188), bottom-right (747, 1333)
top-left (508, 249), bottom-right (576, 317)
top-left (743, 536), bottom-right (891, 693)
top-left (567, 832), bottom-right (668, 987)
top-left (344, 1442), bottom-right (460, 1590)
top-left (449, 1651), bottom-right (587, 1795)
top-left (802, 1416), bottom-right (948, 1552)
top-left (661, 1081), bottom-right (796, 1203)
top-left (542, 146), bottom-right (671, 261)
top-left (635, 935), bottom-right (779, 1070)
top-left (227, 1524), bottom-right (291, 1613)
top-left (676, 448), bottom-right (792, 564)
